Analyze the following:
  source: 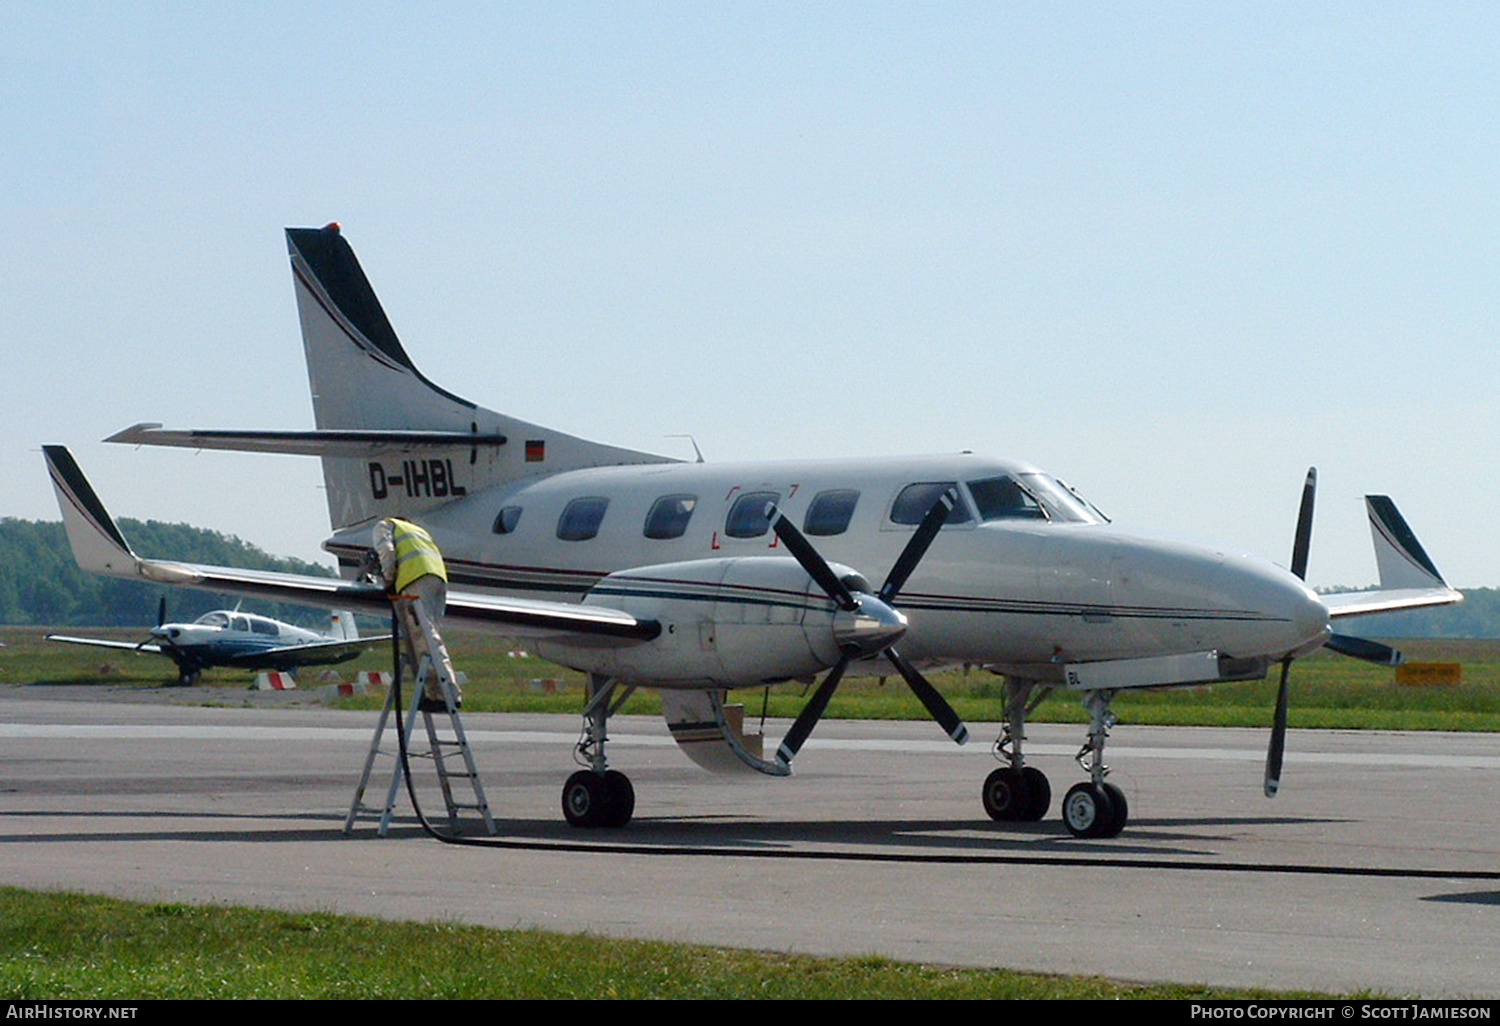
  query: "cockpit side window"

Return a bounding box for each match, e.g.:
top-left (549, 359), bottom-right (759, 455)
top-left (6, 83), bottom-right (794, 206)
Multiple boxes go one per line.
top-left (197, 612), bottom-right (229, 628)
top-left (248, 616), bottom-right (279, 636)
top-left (889, 482), bottom-right (973, 526)
top-left (492, 506), bottom-right (523, 535)
top-left (804, 489), bottom-right (859, 536)
top-left (557, 497), bottom-right (609, 541)
top-left (968, 476), bottom-right (1047, 521)
top-left (725, 491), bottom-right (781, 538)
top-left (231, 616), bottom-right (249, 633)
top-left (644, 494), bottom-right (698, 540)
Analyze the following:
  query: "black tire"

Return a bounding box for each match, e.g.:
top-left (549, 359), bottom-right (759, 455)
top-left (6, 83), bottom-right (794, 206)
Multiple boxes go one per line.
top-left (1021, 766), bottom-right (1051, 821)
top-left (602, 770), bottom-right (635, 828)
top-left (561, 770), bottom-right (611, 828)
top-left (981, 767), bottom-right (1031, 821)
top-left (1099, 782), bottom-right (1129, 838)
top-left (1062, 782), bottom-right (1116, 839)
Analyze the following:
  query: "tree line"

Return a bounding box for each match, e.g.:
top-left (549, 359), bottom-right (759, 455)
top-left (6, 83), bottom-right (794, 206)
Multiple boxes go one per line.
top-left (0, 518), bottom-right (339, 628)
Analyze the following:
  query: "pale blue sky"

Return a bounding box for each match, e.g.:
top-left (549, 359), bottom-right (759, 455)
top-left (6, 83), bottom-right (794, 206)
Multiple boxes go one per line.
top-left (4, 3), bottom-right (1497, 587)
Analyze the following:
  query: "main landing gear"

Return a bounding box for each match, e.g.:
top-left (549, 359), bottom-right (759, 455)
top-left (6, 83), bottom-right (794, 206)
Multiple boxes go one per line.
top-left (982, 680), bottom-right (1129, 839)
top-left (562, 675), bottom-right (637, 828)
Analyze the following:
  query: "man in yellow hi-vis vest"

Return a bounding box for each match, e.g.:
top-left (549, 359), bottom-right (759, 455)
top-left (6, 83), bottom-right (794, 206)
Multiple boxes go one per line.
top-left (373, 517), bottom-right (455, 705)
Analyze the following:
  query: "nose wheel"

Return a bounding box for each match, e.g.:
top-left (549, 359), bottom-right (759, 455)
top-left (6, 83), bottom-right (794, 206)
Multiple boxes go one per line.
top-left (1061, 781), bottom-right (1128, 839)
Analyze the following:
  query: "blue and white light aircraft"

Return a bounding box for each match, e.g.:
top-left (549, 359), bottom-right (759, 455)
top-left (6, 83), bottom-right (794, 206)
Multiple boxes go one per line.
top-left (44, 223), bottom-right (1462, 837)
top-left (47, 603), bottom-right (380, 685)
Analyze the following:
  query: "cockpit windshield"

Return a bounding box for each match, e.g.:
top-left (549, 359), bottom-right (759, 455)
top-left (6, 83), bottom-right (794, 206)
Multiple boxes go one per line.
top-left (965, 474), bottom-right (1108, 525)
top-left (1019, 473), bottom-right (1108, 524)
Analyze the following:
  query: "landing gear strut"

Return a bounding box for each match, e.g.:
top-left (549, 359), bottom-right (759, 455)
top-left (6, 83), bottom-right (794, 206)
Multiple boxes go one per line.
top-left (982, 679), bottom-right (1130, 838)
top-left (562, 675), bottom-right (637, 828)
top-left (1063, 689), bottom-right (1129, 839)
top-left (982, 680), bottom-right (1052, 822)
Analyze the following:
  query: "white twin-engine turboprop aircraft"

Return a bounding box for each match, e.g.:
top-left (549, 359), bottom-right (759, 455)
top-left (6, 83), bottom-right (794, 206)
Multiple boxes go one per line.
top-left (47, 223), bottom-right (1461, 838)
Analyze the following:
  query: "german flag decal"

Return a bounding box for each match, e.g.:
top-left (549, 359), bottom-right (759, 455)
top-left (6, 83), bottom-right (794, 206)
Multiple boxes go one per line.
top-left (525, 439), bottom-right (545, 462)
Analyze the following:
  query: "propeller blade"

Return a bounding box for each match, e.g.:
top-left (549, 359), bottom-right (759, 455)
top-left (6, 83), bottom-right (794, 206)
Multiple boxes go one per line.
top-left (1326, 633), bottom-right (1402, 666)
top-left (157, 595), bottom-right (167, 628)
top-left (1264, 658), bottom-right (1292, 797)
top-left (879, 487), bottom-right (957, 603)
top-left (885, 648), bottom-right (968, 744)
top-left (775, 657), bottom-right (849, 767)
top-left (1290, 468), bottom-right (1316, 581)
top-left (768, 505), bottom-right (858, 611)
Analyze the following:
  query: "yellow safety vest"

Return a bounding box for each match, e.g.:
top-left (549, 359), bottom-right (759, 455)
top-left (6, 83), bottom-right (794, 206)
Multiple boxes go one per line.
top-left (391, 519), bottom-right (448, 593)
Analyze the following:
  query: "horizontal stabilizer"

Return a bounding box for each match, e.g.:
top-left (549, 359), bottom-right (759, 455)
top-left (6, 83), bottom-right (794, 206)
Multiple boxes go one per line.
top-left (107, 423), bottom-right (509, 457)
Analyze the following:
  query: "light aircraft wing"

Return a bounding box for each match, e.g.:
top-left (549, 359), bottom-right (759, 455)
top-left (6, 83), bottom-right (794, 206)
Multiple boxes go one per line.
top-left (43, 446), bottom-right (660, 645)
top-left (45, 635), bottom-right (164, 655)
top-left (1322, 495), bottom-right (1462, 619)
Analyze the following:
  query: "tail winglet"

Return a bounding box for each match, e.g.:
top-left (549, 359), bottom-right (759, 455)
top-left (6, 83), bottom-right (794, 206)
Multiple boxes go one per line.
top-left (43, 445), bottom-right (141, 578)
top-left (1366, 495), bottom-right (1447, 590)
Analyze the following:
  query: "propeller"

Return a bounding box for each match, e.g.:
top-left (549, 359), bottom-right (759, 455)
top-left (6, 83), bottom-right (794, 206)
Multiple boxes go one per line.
top-left (769, 489), bottom-right (969, 768)
top-left (1264, 468), bottom-right (1403, 797)
top-left (1265, 468), bottom-right (1316, 798)
top-left (139, 595), bottom-right (169, 652)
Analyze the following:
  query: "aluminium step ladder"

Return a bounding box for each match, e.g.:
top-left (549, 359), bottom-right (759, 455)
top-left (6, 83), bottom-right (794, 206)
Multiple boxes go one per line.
top-left (345, 596), bottom-right (496, 837)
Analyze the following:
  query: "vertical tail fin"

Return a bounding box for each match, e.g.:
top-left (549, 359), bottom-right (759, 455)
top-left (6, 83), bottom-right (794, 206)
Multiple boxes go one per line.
top-left (285, 224), bottom-right (674, 531)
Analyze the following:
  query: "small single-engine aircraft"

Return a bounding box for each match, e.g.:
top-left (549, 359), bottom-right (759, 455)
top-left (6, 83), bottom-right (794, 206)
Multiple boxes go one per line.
top-left (46, 223), bottom-right (1462, 837)
top-left (47, 601), bottom-right (383, 685)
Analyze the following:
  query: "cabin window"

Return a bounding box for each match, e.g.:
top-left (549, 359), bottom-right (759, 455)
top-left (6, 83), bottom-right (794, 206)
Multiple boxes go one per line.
top-left (724, 490), bottom-right (781, 539)
top-left (197, 612), bottom-right (229, 628)
top-left (644, 494), bottom-right (697, 540)
top-left (804, 489), bottom-right (859, 536)
top-left (492, 506), bottom-right (523, 535)
top-left (889, 482), bottom-right (973, 526)
top-left (968, 476), bottom-right (1047, 521)
top-left (248, 617), bottom-right (279, 636)
top-left (231, 616), bottom-right (249, 632)
top-left (556, 497), bottom-right (609, 541)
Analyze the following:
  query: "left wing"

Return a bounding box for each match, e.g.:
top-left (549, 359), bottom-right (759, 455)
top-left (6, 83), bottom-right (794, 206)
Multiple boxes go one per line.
top-left (43, 446), bottom-right (660, 645)
top-left (45, 635), bottom-right (164, 655)
top-left (1322, 495), bottom-right (1463, 619)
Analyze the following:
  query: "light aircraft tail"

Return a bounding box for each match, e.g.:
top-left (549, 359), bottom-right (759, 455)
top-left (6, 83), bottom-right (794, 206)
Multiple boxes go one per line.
top-left (108, 224), bottom-right (676, 533)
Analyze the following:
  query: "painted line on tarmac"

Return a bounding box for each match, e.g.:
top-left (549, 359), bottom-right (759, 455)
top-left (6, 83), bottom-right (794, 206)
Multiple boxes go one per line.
top-left (3, 722), bottom-right (1498, 769)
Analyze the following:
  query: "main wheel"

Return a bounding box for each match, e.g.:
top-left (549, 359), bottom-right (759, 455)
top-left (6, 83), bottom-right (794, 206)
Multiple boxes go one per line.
top-left (981, 767), bottom-right (1032, 821)
top-left (601, 770), bottom-right (635, 828)
top-left (1062, 782), bottom-right (1117, 839)
top-left (1099, 781), bottom-right (1129, 838)
top-left (1020, 766), bottom-right (1051, 821)
top-left (561, 770), bottom-right (612, 828)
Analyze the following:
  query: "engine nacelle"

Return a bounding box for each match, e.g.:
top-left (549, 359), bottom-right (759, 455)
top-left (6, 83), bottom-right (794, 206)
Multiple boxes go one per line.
top-left (534, 557), bottom-right (904, 687)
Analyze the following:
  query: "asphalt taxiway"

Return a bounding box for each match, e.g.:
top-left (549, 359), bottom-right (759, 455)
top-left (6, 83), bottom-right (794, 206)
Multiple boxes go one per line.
top-left (1, 685), bottom-right (1497, 996)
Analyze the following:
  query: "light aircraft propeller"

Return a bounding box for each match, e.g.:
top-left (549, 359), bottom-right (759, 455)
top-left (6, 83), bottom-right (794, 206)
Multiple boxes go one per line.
top-left (768, 490), bottom-right (969, 768)
top-left (1264, 468), bottom-right (1401, 797)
